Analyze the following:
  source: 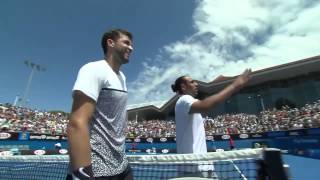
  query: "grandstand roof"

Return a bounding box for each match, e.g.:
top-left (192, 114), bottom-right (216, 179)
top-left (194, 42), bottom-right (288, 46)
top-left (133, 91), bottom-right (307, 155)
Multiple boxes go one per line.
top-left (127, 101), bottom-right (167, 110)
top-left (127, 55), bottom-right (320, 121)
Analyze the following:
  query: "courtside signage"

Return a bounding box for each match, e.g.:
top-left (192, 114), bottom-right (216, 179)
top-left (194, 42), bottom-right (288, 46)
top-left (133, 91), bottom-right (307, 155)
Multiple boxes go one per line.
top-left (0, 132), bottom-right (11, 139)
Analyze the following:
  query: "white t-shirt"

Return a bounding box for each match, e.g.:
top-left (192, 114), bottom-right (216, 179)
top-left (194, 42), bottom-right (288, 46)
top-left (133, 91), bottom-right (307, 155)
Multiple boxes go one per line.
top-left (175, 95), bottom-right (207, 154)
top-left (175, 95), bottom-right (214, 173)
top-left (73, 60), bottom-right (126, 101)
top-left (72, 60), bottom-right (128, 177)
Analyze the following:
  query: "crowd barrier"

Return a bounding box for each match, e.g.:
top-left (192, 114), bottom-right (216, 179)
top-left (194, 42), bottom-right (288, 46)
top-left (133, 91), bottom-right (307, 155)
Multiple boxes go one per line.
top-left (0, 127), bottom-right (319, 142)
top-left (1, 128), bottom-right (319, 158)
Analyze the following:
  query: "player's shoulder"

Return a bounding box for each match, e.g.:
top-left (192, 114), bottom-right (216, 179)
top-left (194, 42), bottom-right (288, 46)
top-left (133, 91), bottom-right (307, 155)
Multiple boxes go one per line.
top-left (82, 60), bottom-right (105, 68)
top-left (177, 95), bottom-right (195, 104)
top-left (79, 60), bottom-right (107, 73)
top-left (179, 94), bottom-right (194, 100)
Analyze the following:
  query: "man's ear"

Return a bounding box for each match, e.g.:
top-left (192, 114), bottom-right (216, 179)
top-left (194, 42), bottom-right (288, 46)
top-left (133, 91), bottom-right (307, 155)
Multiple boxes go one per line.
top-left (107, 39), bottom-right (114, 47)
top-left (180, 83), bottom-right (186, 93)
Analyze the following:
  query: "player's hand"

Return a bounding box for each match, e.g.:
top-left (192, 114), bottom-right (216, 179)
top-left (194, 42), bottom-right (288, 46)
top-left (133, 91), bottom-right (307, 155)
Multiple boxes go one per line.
top-left (72, 164), bottom-right (95, 180)
top-left (233, 68), bottom-right (252, 90)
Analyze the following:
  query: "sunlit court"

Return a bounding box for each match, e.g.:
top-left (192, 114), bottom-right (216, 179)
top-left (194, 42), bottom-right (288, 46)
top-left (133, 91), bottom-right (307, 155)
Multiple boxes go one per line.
top-left (1, 0), bottom-right (320, 179)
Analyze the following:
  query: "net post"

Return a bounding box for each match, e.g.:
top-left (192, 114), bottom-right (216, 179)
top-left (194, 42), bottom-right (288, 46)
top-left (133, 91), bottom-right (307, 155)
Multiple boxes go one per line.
top-left (283, 164), bottom-right (292, 180)
top-left (261, 149), bottom-right (290, 180)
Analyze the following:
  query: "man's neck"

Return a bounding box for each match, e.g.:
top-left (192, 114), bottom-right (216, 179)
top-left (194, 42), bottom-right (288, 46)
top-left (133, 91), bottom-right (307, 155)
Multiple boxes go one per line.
top-left (105, 57), bottom-right (120, 74)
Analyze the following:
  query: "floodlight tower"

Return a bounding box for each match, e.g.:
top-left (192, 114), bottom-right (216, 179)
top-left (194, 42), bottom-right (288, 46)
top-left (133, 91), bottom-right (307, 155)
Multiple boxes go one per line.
top-left (20, 60), bottom-right (46, 107)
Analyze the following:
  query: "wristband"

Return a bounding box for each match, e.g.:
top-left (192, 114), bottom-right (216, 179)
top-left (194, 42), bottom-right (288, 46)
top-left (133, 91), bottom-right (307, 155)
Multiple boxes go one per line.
top-left (72, 164), bottom-right (94, 180)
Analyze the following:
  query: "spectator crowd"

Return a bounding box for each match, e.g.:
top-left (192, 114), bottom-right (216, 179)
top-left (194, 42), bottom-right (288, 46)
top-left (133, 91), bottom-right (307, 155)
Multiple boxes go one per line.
top-left (1, 100), bottom-right (320, 138)
top-left (0, 105), bottom-right (68, 135)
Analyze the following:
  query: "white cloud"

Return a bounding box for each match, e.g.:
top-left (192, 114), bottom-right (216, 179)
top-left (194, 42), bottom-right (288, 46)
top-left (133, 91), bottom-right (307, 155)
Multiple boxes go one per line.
top-left (128, 0), bottom-right (320, 105)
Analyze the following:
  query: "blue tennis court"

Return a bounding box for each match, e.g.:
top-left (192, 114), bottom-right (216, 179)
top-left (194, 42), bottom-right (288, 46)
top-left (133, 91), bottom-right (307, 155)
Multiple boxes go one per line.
top-left (283, 154), bottom-right (319, 180)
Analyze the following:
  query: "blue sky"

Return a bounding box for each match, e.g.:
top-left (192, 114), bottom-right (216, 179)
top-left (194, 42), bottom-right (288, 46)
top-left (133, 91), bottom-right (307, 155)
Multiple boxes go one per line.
top-left (1, 0), bottom-right (320, 112)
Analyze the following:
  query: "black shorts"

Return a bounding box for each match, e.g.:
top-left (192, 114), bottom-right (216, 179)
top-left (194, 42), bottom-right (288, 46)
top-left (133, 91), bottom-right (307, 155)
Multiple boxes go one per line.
top-left (66, 165), bottom-right (133, 180)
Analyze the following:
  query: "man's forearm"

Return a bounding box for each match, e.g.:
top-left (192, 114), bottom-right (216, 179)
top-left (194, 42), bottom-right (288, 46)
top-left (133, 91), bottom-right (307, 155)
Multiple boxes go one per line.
top-left (203, 82), bottom-right (238, 109)
top-left (68, 125), bottom-right (92, 170)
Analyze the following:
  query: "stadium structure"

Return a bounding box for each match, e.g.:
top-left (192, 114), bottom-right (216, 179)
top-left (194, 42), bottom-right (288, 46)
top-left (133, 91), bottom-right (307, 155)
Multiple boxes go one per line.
top-left (127, 55), bottom-right (320, 121)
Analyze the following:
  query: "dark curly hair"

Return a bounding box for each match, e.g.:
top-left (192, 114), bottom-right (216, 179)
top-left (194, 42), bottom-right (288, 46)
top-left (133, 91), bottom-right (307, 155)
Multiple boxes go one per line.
top-left (101, 28), bottom-right (133, 55)
top-left (171, 76), bottom-right (187, 94)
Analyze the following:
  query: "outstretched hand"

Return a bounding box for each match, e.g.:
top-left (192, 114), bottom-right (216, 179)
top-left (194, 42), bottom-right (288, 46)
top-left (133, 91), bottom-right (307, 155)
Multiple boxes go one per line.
top-left (233, 68), bottom-right (252, 90)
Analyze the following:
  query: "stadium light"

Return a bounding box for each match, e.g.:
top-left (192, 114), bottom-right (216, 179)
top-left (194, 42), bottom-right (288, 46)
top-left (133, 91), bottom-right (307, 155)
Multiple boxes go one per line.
top-left (13, 94), bottom-right (21, 106)
top-left (19, 60), bottom-right (46, 107)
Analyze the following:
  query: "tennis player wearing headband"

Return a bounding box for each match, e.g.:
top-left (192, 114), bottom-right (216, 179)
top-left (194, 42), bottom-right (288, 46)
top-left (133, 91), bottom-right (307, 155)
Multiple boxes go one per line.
top-left (172, 69), bottom-right (251, 178)
top-left (67, 28), bottom-right (134, 180)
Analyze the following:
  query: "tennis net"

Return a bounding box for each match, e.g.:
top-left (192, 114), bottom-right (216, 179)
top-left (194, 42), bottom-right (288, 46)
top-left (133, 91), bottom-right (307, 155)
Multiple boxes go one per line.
top-left (0, 148), bottom-right (289, 180)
